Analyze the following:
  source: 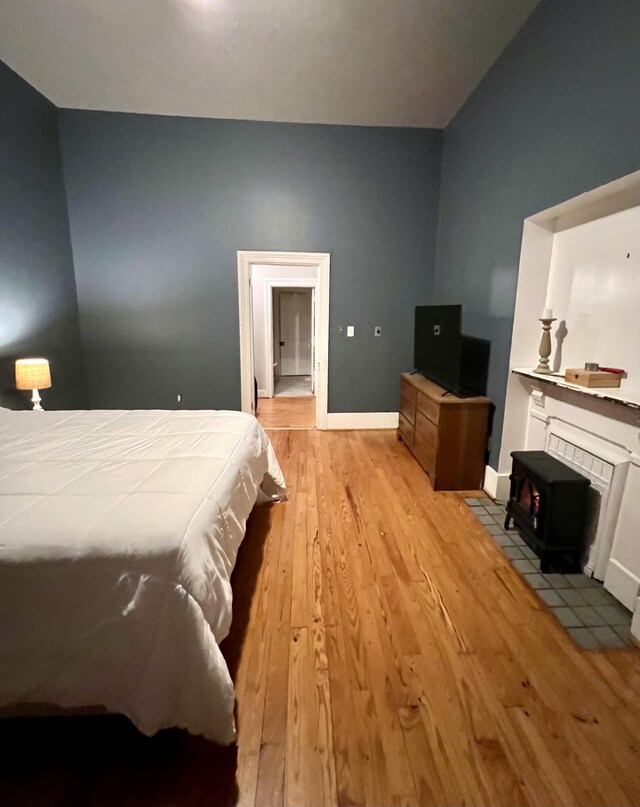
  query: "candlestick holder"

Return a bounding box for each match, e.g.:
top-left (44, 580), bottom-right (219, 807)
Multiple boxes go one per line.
top-left (534, 317), bottom-right (557, 374)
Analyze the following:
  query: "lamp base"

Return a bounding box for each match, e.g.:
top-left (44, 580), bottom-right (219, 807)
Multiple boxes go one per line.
top-left (31, 389), bottom-right (43, 411)
top-left (533, 363), bottom-right (553, 375)
top-left (534, 317), bottom-right (556, 377)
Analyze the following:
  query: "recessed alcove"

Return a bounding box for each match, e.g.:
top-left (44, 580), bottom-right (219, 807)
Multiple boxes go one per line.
top-left (490, 170), bottom-right (640, 640)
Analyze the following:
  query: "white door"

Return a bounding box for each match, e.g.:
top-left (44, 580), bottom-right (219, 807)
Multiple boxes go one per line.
top-left (279, 291), bottom-right (312, 376)
top-left (272, 289), bottom-right (282, 383)
top-left (311, 288), bottom-right (316, 394)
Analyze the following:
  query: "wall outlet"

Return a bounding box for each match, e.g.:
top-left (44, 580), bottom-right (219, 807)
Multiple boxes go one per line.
top-left (374, 326), bottom-right (382, 336)
top-left (347, 325), bottom-right (355, 337)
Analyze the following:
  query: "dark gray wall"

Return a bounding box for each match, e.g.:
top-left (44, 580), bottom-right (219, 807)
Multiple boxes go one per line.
top-left (0, 61), bottom-right (86, 409)
top-left (434, 0), bottom-right (640, 468)
top-left (58, 112), bottom-right (442, 412)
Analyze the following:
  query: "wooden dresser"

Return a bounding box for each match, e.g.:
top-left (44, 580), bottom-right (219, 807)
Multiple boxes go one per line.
top-left (398, 373), bottom-right (490, 491)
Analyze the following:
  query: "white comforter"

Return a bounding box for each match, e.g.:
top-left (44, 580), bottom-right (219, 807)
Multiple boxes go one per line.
top-left (0, 408), bottom-right (285, 744)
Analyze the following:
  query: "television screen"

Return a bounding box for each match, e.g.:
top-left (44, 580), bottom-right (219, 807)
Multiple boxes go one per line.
top-left (459, 335), bottom-right (490, 397)
top-left (414, 305), bottom-right (462, 392)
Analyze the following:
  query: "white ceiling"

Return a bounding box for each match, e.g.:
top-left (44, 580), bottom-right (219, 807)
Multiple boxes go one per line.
top-left (0, 0), bottom-right (539, 128)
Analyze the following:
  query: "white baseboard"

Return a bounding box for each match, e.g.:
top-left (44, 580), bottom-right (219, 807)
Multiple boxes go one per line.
top-left (604, 558), bottom-right (640, 612)
top-left (631, 596), bottom-right (640, 644)
top-left (326, 412), bottom-right (399, 430)
top-left (483, 465), bottom-right (510, 501)
top-left (257, 389), bottom-right (269, 398)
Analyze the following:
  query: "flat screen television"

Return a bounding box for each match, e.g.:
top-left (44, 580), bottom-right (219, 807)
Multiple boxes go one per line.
top-left (459, 335), bottom-right (490, 397)
top-left (414, 305), bottom-right (490, 397)
top-left (414, 305), bottom-right (462, 392)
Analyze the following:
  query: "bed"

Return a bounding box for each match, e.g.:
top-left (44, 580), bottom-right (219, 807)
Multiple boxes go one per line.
top-left (0, 408), bottom-right (285, 744)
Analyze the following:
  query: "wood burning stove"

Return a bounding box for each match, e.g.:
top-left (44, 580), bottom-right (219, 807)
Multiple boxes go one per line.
top-left (504, 451), bottom-right (591, 573)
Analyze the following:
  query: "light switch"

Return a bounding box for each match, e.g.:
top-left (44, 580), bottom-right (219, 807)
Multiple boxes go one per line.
top-left (347, 325), bottom-right (355, 337)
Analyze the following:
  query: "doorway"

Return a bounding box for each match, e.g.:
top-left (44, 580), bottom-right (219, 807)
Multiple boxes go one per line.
top-left (237, 251), bottom-right (330, 429)
top-left (273, 287), bottom-right (314, 398)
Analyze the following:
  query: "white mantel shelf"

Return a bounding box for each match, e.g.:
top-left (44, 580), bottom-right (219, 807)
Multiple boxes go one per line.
top-left (512, 368), bottom-right (640, 412)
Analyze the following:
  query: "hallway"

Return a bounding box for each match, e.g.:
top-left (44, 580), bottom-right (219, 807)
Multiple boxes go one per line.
top-left (274, 375), bottom-right (313, 397)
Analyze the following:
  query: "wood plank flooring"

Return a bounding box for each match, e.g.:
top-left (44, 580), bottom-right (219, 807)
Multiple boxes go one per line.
top-left (1, 428), bottom-right (638, 807)
top-left (257, 396), bottom-right (316, 429)
top-left (235, 429), bottom-right (640, 807)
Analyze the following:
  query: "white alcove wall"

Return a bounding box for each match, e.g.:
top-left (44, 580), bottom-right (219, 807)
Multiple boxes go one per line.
top-left (492, 171), bottom-right (640, 637)
top-left (496, 171), bottom-right (640, 488)
top-left (545, 206), bottom-right (640, 380)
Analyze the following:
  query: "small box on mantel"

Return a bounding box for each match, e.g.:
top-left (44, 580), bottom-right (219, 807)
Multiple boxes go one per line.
top-left (564, 369), bottom-right (621, 388)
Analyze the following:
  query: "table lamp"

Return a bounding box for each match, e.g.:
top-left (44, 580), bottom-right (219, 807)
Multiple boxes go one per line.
top-left (15, 358), bottom-right (52, 411)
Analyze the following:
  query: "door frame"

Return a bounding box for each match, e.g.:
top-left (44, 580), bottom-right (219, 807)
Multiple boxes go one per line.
top-left (265, 280), bottom-right (316, 395)
top-left (237, 251), bottom-right (330, 429)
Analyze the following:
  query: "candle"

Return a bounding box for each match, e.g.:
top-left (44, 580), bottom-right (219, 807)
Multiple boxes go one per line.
top-left (541, 307), bottom-right (553, 320)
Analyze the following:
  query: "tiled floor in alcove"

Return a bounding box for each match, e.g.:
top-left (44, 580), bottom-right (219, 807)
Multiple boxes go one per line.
top-left (464, 498), bottom-right (633, 650)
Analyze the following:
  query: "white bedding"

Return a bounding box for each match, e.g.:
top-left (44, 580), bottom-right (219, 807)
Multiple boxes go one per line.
top-left (0, 409), bottom-right (285, 744)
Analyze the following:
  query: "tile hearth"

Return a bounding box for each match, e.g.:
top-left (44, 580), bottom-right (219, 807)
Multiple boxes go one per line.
top-left (464, 498), bottom-right (633, 650)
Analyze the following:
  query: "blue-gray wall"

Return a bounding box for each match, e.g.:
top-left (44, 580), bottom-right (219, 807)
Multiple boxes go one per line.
top-left (6, 0), bottom-right (638, 426)
top-left (434, 0), bottom-right (640, 468)
top-left (58, 112), bottom-right (442, 412)
top-left (0, 61), bottom-right (86, 409)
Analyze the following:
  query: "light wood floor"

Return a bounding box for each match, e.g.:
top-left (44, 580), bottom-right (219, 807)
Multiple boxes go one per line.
top-left (1, 429), bottom-right (638, 807)
top-left (257, 396), bottom-right (316, 429)
top-left (231, 430), bottom-right (640, 807)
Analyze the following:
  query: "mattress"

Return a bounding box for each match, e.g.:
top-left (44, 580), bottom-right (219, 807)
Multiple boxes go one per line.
top-left (0, 408), bottom-right (285, 744)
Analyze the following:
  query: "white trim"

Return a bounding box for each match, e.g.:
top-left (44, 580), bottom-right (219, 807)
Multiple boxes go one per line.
top-left (264, 284), bottom-right (275, 398)
top-left (327, 412), bottom-right (399, 430)
top-left (604, 559), bottom-right (640, 612)
top-left (237, 259), bottom-right (255, 415)
top-left (631, 596), bottom-right (640, 644)
top-left (265, 279), bottom-right (317, 398)
top-left (482, 465), bottom-right (510, 502)
top-left (257, 388), bottom-right (268, 399)
top-left (237, 251), bottom-right (330, 429)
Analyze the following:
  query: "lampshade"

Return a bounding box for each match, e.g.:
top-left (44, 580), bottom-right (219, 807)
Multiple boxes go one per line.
top-left (15, 358), bottom-right (52, 390)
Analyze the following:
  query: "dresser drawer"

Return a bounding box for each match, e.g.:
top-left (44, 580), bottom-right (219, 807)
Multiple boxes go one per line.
top-left (415, 410), bottom-right (438, 452)
top-left (400, 379), bottom-right (417, 424)
top-left (414, 411), bottom-right (437, 474)
top-left (417, 391), bottom-right (440, 425)
top-left (414, 439), bottom-right (436, 480)
top-left (398, 412), bottom-right (414, 446)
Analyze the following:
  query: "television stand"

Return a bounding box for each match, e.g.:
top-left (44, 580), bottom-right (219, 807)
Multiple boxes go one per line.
top-left (398, 373), bottom-right (490, 491)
